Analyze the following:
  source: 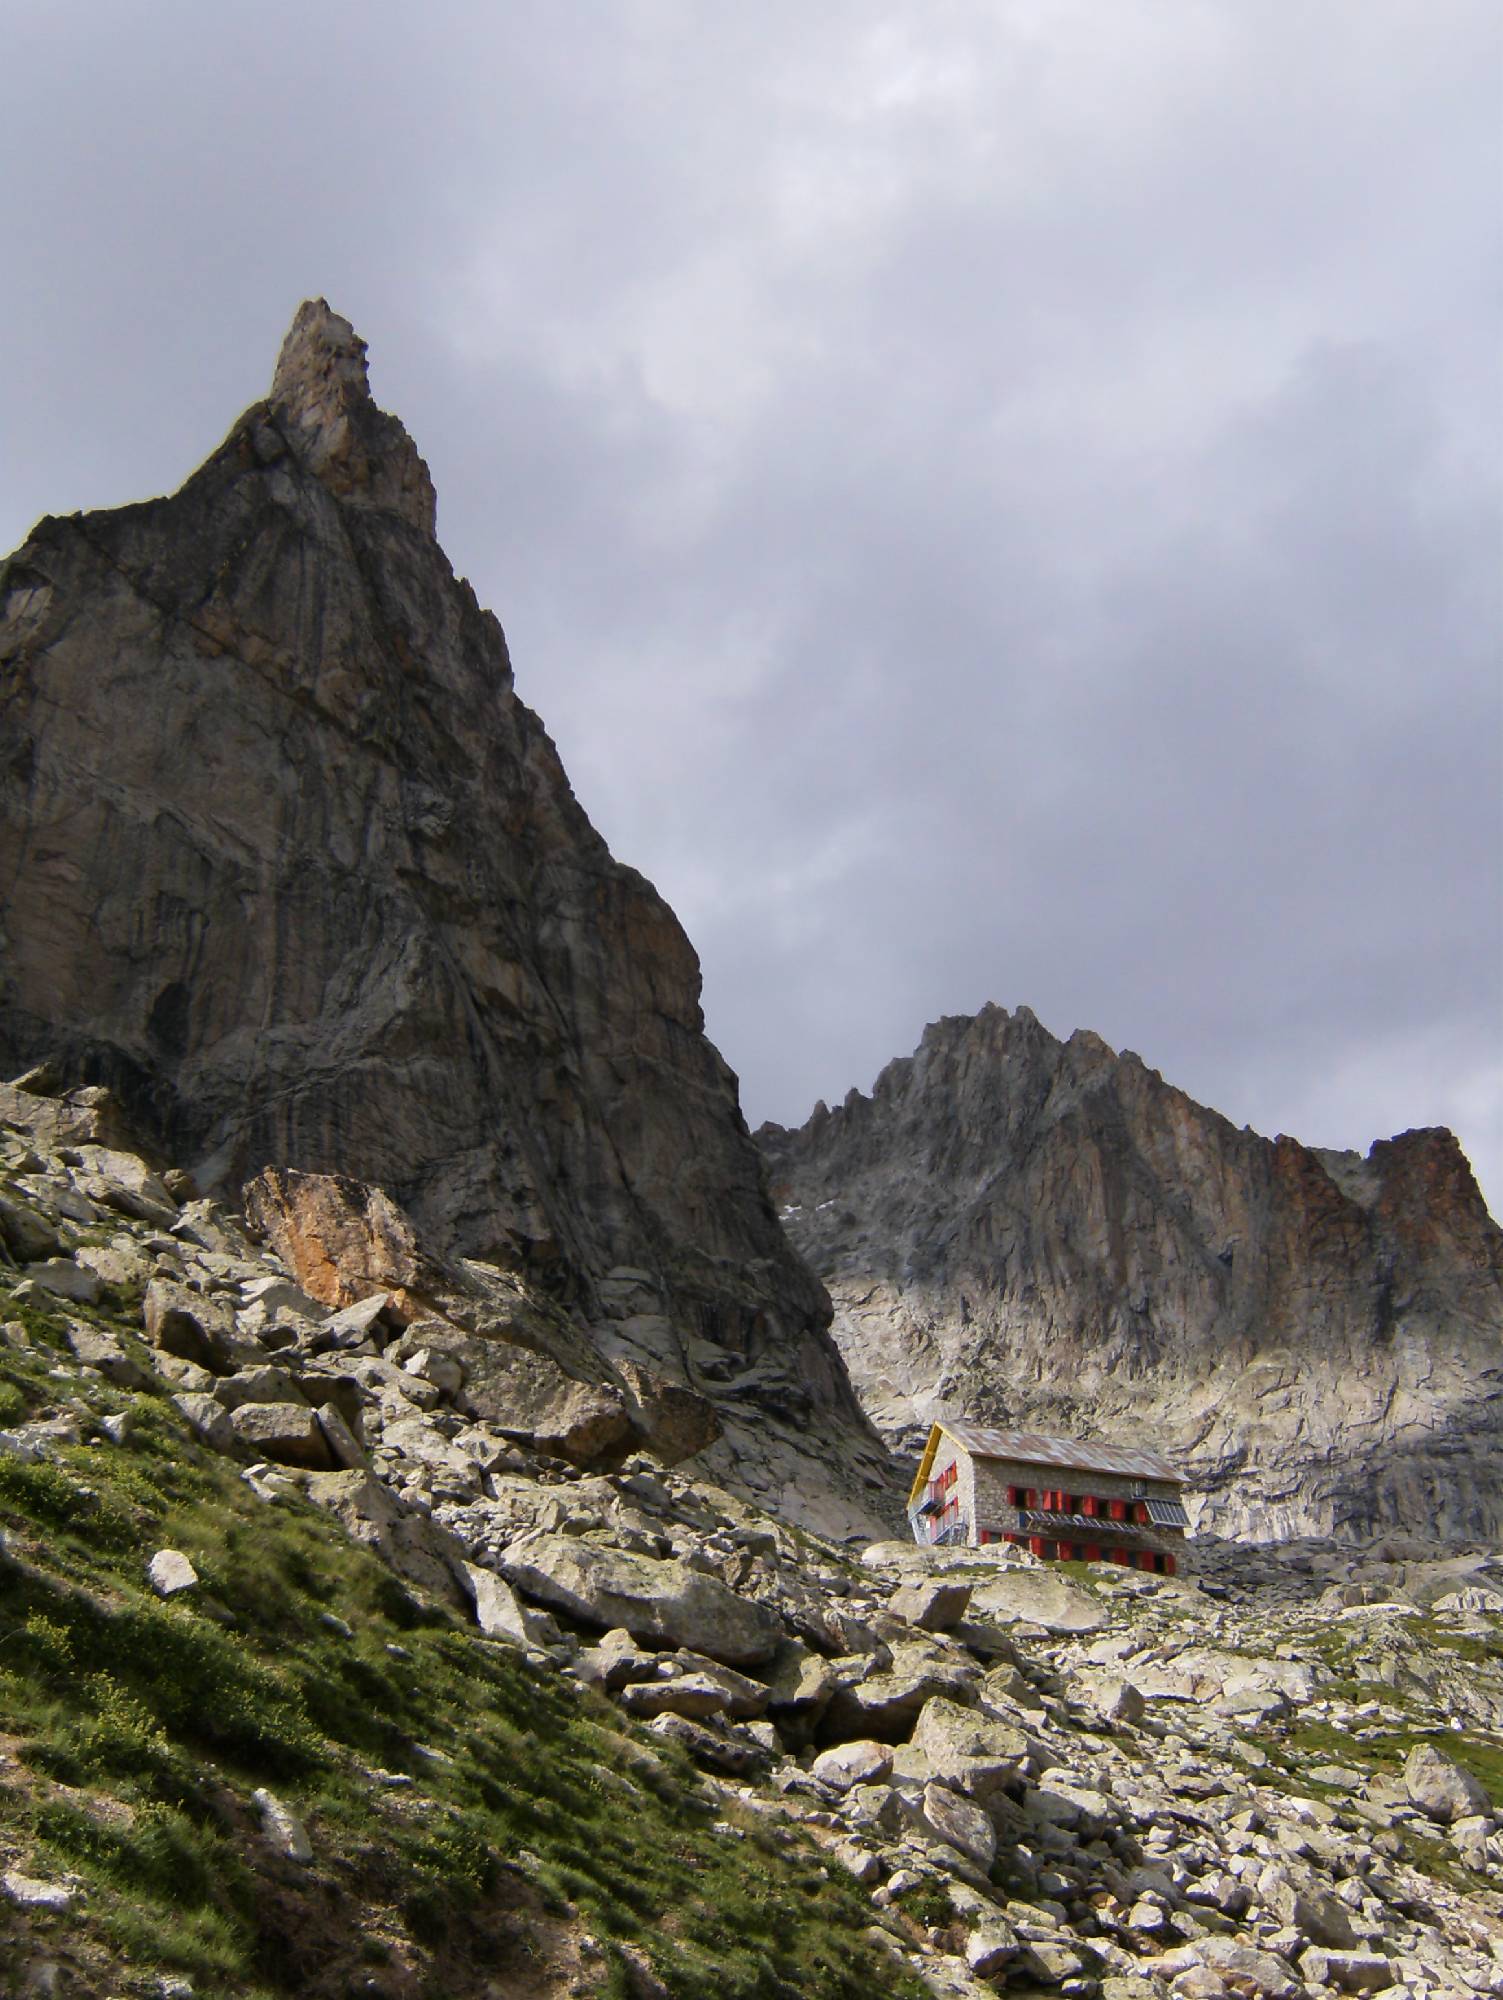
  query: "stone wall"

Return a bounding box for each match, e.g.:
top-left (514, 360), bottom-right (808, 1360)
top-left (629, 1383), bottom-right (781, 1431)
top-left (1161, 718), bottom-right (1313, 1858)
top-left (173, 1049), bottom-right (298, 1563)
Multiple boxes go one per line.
top-left (972, 1456), bottom-right (1178, 1522)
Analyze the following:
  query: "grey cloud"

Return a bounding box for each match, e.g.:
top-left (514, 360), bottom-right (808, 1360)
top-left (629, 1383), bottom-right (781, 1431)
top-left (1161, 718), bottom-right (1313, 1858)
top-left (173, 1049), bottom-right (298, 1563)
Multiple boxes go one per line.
top-left (2, 2), bottom-right (1498, 1209)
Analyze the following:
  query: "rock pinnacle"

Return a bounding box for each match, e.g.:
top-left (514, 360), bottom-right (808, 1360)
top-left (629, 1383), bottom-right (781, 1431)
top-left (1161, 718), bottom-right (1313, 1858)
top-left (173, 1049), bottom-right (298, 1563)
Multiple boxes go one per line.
top-left (268, 298), bottom-right (437, 535)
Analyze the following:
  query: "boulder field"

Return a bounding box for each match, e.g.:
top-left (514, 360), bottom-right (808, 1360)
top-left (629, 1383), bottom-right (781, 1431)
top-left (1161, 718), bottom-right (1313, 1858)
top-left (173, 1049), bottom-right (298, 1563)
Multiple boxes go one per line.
top-left (1, 1090), bottom-right (1501, 1999)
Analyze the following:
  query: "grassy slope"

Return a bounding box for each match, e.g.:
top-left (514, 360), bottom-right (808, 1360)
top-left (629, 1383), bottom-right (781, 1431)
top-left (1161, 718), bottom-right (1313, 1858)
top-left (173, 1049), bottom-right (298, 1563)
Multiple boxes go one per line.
top-left (0, 1291), bottom-right (926, 2000)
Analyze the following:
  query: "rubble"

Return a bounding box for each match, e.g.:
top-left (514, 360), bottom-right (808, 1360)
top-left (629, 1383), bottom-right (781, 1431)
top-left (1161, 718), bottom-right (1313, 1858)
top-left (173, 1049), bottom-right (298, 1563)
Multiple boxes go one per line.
top-left (1, 1098), bottom-right (1500, 1998)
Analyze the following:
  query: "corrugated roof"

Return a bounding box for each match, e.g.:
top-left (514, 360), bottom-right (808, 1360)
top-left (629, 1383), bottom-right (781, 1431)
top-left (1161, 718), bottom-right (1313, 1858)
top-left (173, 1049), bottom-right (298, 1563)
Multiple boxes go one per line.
top-left (941, 1422), bottom-right (1187, 1486)
top-left (1014, 1512), bottom-right (1183, 1554)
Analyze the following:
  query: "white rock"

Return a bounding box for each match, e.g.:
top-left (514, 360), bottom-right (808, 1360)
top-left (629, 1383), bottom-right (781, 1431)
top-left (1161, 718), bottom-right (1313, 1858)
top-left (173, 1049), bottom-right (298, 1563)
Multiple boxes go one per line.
top-left (26, 1258), bottom-right (101, 1304)
top-left (314, 1402), bottom-right (367, 1470)
top-left (811, 1740), bottom-right (894, 1791)
top-left (920, 1781), bottom-right (997, 1868)
top-left (147, 1549), bottom-right (199, 1596)
top-left (402, 1345), bottom-right (465, 1397)
top-left (462, 1561), bottom-right (561, 1648)
top-left (173, 1391), bottom-right (234, 1452)
top-left (966, 1924), bottom-right (1020, 1976)
top-left (2, 1870), bottom-right (73, 1913)
top-left (252, 1787), bottom-right (312, 1862)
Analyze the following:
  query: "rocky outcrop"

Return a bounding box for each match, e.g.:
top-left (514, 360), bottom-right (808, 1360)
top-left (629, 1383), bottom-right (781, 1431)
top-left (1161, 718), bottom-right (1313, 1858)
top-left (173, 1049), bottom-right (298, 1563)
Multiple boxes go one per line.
top-left (4, 1094), bottom-right (1503, 1998)
top-left (0, 302), bottom-right (892, 1528)
top-left (758, 1004), bottom-right (1503, 1542)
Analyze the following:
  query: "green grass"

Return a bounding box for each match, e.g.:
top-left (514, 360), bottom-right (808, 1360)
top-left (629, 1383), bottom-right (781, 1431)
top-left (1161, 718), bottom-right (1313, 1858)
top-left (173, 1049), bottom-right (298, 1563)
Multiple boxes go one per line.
top-left (1277, 1712), bottom-right (1502, 1804)
top-left (0, 1286), bottom-right (927, 2000)
top-left (893, 1880), bottom-right (953, 1930)
top-left (1256, 1707), bottom-right (1502, 1894)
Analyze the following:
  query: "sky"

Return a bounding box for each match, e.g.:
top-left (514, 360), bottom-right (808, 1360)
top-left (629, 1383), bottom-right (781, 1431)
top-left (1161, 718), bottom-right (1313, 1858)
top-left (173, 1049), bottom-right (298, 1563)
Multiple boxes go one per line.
top-left (3, 1), bottom-right (1500, 1212)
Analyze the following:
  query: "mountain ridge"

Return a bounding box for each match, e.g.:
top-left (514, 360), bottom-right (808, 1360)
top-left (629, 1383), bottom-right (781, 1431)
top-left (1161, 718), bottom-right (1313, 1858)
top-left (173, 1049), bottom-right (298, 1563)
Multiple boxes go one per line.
top-left (757, 1001), bottom-right (1503, 1542)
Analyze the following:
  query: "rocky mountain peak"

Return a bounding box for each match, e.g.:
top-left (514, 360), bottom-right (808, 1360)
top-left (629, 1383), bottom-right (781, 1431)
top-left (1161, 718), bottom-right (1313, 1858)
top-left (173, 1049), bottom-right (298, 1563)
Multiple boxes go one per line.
top-left (759, 1002), bottom-right (1503, 1543)
top-left (266, 297), bottom-right (437, 534)
top-left (271, 296), bottom-right (371, 408)
top-left (0, 305), bottom-right (892, 1532)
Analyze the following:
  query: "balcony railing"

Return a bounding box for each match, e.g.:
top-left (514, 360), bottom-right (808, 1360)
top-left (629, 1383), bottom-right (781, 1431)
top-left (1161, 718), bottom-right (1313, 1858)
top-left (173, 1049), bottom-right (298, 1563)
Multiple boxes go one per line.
top-left (931, 1516), bottom-right (970, 1546)
top-left (908, 1502), bottom-right (968, 1547)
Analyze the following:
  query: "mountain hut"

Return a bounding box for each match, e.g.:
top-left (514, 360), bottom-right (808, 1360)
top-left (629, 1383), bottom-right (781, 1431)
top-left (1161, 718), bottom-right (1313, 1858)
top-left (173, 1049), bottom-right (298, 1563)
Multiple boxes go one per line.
top-left (908, 1422), bottom-right (1189, 1573)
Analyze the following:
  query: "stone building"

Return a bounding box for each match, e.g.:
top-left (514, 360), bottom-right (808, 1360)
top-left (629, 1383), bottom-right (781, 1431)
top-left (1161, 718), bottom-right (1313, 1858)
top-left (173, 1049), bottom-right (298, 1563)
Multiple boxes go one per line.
top-left (908, 1422), bottom-right (1189, 1573)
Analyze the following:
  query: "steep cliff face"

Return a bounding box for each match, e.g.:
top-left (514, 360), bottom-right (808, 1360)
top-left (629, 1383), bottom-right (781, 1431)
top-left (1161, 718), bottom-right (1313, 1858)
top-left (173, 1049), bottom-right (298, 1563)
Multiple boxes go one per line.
top-left (758, 1004), bottom-right (1503, 1542)
top-left (0, 300), bottom-right (892, 1529)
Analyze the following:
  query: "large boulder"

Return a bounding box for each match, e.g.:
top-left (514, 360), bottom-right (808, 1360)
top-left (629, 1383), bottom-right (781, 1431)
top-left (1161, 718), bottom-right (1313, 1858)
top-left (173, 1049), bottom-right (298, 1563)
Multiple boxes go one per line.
top-left (142, 1279), bottom-right (234, 1373)
top-left (66, 1323), bottom-right (152, 1390)
top-left (968, 1568), bottom-right (1106, 1635)
top-left (763, 1639), bottom-right (838, 1745)
top-left (907, 1696), bottom-right (1029, 1800)
top-left (70, 1144), bottom-right (180, 1226)
top-left (501, 1532), bottom-right (782, 1667)
top-left (810, 1740), bottom-right (894, 1791)
top-left (0, 1191), bottom-right (61, 1262)
top-left (919, 1781), bottom-right (997, 1868)
top-left (228, 1401), bottom-right (335, 1470)
top-left (23, 1258), bottom-right (100, 1304)
top-left (1403, 1742), bottom-right (1491, 1823)
top-left (822, 1637), bottom-right (979, 1744)
top-left (243, 1169), bottom-right (442, 1309)
top-left (618, 1655), bottom-right (769, 1723)
top-left (301, 1468), bottom-right (468, 1606)
top-left (405, 1327), bottom-right (635, 1468)
top-left (460, 1562), bottom-right (562, 1649)
top-left (889, 1578), bottom-right (973, 1631)
top-left (615, 1359), bottom-right (721, 1466)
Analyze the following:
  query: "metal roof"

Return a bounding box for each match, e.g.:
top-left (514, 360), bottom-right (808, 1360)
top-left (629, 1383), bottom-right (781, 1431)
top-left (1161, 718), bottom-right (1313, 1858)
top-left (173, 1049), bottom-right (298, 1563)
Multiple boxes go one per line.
top-left (1014, 1512), bottom-right (1182, 1553)
top-left (939, 1422), bottom-right (1187, 1487)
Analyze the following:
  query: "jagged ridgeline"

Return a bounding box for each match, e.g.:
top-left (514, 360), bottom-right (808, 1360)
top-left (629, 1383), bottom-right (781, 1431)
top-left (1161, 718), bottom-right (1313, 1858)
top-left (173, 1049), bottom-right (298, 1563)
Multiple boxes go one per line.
top-left (757, 1003), bottom-right (1503, 1545)
top-left (0, 300), bottom-right (892, 1532)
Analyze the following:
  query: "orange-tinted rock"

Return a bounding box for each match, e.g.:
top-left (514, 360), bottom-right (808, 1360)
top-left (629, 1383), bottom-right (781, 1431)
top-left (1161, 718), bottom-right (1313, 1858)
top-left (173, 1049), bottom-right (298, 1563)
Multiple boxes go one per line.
top-left (243, 1168), bottom-right (433, 1309)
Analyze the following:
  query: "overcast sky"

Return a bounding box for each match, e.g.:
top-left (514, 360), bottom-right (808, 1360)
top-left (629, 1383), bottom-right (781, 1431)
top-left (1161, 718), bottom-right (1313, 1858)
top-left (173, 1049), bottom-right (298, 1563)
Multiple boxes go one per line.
top-left (3, 2), bottom-right (1500, 1211)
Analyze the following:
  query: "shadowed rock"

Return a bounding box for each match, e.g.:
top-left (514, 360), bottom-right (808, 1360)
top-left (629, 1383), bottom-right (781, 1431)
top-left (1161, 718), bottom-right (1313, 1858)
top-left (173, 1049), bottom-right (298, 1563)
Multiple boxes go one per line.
top-left (0, 301), bottom-right (893, 1528)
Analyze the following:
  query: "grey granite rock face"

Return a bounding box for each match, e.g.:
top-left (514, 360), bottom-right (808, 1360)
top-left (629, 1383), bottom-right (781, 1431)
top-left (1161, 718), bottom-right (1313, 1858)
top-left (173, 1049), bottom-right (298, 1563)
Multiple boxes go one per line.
top-left (0, 301), bottom-right (890, 1528)
top-left (758, 1003), bottom-right (1503, 1542)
